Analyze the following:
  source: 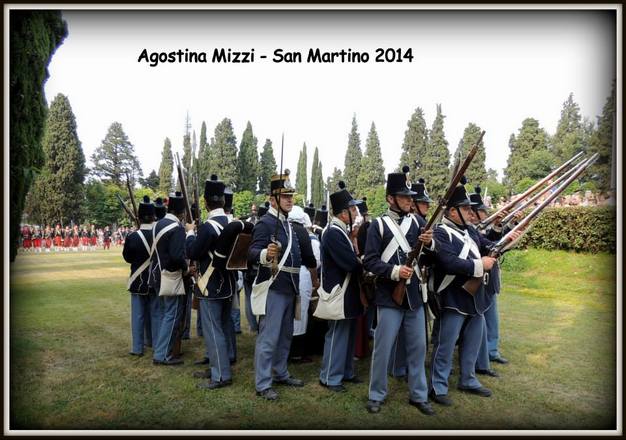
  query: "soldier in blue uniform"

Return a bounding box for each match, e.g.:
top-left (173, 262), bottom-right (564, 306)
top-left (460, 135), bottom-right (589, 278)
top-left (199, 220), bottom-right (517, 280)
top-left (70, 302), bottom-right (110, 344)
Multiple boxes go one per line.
top-left (185, 175), bottom-right (237, 389)
top-left (123, 196), bottom-right (157, 357)
top-left (364, 168), bottom-right (435, 416)
top-left (317, 182), bottom-right (364, 392)
top-left (248, 172), bottom-right (307, 401)
top-left (429, 182), bottom-right (520, 405)
top-left (150, 191), bottom-right (192, 366)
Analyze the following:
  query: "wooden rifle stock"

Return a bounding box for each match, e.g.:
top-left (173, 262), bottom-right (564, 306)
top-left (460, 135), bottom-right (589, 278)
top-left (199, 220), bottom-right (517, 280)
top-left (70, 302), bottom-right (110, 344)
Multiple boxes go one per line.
top-left (115, 193), bottom-right (139, 227)
top-left (391, 131), bottom-right (485, 306)
top-left (125, 173), bottom-right (141, 228)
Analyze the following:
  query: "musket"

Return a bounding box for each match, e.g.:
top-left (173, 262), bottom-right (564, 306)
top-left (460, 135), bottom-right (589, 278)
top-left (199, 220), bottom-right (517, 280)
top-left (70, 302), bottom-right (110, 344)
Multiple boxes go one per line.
top-left (499, 154), bottom-right (593, 225)
top-left (391, 130), bottom-right (485, 306)
top-left (270, 133), bottom-right (285, 277)
top-left (125, 173), bottom-right (140, 228)
top-left (477, 151), bottom-right (584, 230)
top-left (115, 193), bottom-right (139, 228)
top-left (192, 173), bottom-right (201, 226)
top-left (174, 153), bottom-right (194, 224)
top-left (462, 153), bottom-right (598, 296)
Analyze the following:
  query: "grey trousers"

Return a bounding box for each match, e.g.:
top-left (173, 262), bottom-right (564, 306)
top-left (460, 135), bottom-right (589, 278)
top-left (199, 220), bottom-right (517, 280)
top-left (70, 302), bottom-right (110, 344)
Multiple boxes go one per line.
top-left (199, 298), bottom-right (234, 382)
top-left (319, 318), bottom-right (357, 386)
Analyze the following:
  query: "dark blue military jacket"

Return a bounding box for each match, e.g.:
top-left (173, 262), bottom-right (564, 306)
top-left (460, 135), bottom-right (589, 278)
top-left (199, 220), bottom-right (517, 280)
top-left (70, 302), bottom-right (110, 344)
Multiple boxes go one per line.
top-left (432, 217), bottom-right (496, 315)
top-left (320, 219), bottom-right (363, 319)
top-left (186, 209), bottom-right (236, 300)
top-left (122, 224), bottom-right (154, 294)
top-left (363, 210), bottom-right (425, 311)
top-left (149, 213), bottom-right (188, 293)
top-left (248, 208), bottom-right (302, 295)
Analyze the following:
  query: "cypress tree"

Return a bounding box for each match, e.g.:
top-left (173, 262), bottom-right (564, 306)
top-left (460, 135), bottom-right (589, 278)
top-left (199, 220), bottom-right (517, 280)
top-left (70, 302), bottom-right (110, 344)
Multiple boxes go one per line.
top-left (399, 107), bottom-right (428, 181)
top-left (91, 122), bottom-right (143, 186)
top-left (197, 121), bottom-right (208, 179)
top-left (296, 143), bottom-right (308, 199)
top-left (588, 81), bottom-right (615, 192)
top-left (504, 118), bottom-right (552, 189)
top-left (356, 122), bottom-right (385, 195)
top-left (236, 121), bottom-right (259, 192)
top-left (212, 118), bottom-right (238, 187)
top-left (258, 139), bottom-right (277, 194)
top-left (552, 93), bottom-right (584, 163)
top-left (310, 147), bottom-right (325, 207)
top-left (10, 11), bottom-right (67, 260)
top-left (158, 137), bottom-right (174, 195)
top-left (420, 104), bottom-right (450, 199)
top-left (25, 93), bottom-right (86, 226)
top-left (453, 123), bottom-right (487, 185)
top-left (342, 115), bottom-right (362, 191)
top-left (139, 170), bottom-right (160, 191)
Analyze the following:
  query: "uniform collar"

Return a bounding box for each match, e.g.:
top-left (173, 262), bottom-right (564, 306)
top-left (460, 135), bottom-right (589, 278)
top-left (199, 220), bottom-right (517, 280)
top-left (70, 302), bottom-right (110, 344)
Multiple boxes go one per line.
top-left (140, 223), bottom-right (153, 230)
top-left (208, 208), bottom-right (225, 218)
top-left (164, 213), bottom-right (181, 224)
top-left (269, 207), bottom-right (288, 221)
top-left (331, 217), bottom-right (349, 233)
top-left (386, 209), bottom-right (408, 223)
top-left (442, 216), bottom-right (466, 232)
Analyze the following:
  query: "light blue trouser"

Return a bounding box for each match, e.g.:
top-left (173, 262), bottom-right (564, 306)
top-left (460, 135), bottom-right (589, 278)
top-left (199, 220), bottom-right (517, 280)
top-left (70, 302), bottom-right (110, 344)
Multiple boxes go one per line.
top-left (146, 292), bottom-right (163, 348)
top-left (131, 293), bottom-right (150, 354)
top-left (389, 330), bottom-right (408, 377)
top-left (182, 290), bottom-right (193, 338)
top-left (199, 298), bottom-right (233, 382)
top-left (320, 319), bottom-right (357, 386)
top-left (153, 295), bottom-right (185, 361)
top-left (368, 306), bottom-right (428, 403)
top-left (430, 310), bottom-right (483, 395)
top-left (244, 277), bottom-right (259, 332)
top-left (476, 314), bottom-right (491, 370)
top-left (255, 290), bottom-right (294, 392)
top-left (484, 294), bottom-right (501, 358)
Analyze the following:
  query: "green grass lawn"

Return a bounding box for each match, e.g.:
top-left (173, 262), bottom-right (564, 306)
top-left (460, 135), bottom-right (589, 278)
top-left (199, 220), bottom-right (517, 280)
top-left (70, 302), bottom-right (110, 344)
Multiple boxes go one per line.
top-left (9, 248), bottom-right (617, 431)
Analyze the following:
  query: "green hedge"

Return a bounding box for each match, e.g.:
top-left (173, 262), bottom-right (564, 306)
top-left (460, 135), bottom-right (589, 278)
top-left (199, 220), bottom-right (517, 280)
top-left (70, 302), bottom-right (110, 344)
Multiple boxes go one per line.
top-left (516, 206), bottom-right (616, 253)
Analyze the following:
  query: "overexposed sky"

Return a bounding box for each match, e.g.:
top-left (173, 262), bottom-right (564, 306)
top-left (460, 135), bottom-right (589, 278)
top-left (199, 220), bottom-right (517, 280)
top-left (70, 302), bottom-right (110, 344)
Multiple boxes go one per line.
top-left (43, 7), bottom-right (616, 193)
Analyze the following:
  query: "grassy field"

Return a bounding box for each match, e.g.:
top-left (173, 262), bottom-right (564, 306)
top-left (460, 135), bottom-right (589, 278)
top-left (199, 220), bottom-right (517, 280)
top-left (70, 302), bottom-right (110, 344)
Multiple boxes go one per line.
top-left (9, 248), bottom-right (617, 431)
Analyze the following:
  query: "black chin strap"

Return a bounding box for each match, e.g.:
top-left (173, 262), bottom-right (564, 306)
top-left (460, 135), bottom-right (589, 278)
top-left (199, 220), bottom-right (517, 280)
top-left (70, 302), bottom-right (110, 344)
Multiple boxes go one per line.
top-left (391, 196), bottom-right (408, 216)
top-left (455, 206), bottom-right (468, 229)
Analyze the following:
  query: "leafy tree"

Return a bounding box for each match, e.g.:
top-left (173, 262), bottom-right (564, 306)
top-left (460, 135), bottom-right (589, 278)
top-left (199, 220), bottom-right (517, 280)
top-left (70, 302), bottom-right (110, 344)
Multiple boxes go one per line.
top-left (158, 138), bottom-right (174, 195)
top-left (91, 122), bottom-right (143, 186)
top-left (10, 10), bottom-right (67, 260)
top-left (504, 118), bottom-right (552, 189)
top-left (342, 115), bottom-right (362, 191)
top-left (296, 143), bottom-right (308, 199)
top-left (399, 107), bottom-right (428, 180)
top-left (140, 169), bottom-right (160, 191)
top-left (310, 147), bottom-right (325, 207)
top-left (359, 184), bottom-right (387, 217)
top-left (356, 122), bottom-right (385, 195)
top-left (233, 190), bottom-right (255, 218)
top-left (325, 167), bottom-right (343, 198)
top-left (551, 93), bottom-right (584, 163)
top-left (513, 177), bottom-right (537, 195)
top-left (25, 93), bottom-right (86, 226)
top-left (236, 121), bottom-right (259, 192)
top-left (420, 104), bottom-right (450, 199)
top-left (453, 123), bottom-right (487, 186)
top-left (258, 139), bottom-right (277, 194)
top-left (82, 180), bottom-right (128, 227)
top-left (588, 81), bottom-right (615, 192)
top-left (211, 118), bottom-right (238, 187)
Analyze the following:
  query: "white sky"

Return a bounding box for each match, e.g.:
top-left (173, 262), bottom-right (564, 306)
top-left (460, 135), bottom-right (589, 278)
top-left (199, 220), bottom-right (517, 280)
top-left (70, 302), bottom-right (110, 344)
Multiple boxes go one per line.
top-left (43, 7), bottom-right (616, 194)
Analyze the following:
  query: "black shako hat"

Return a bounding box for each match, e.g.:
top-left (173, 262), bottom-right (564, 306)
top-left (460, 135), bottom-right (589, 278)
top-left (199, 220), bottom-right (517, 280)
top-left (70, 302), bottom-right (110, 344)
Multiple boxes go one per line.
top-left (386, 166), bottom-right (417, 196)
top-left (469, 185), bottom-right (487, 211)
top-left (258, 201), bottom-right (270, 217)
top-left (204, 174), bottom-right (225, 202)
top-left (137, 195), bottom-right (155, 219)
top-left (304, 203), bottom-right (316, 222)
top-left (411, 178), bottom-right (434, 203)
top-left (355, 196), bottom-right (368, 214)
top-left (270, 169), bottom-right (296, 195)
top-left (224, 188), bottom-right (234, 211)
top-left (167, 191), bottom-right (186, 214)
top-left (448, 176), bottom-right (472, 208)
top-left (314, 204), bottom-right (328, 228)
top-left (330, 181), bottom-right (359, 215)
top-left (154, 197), bottom-right (167, 220)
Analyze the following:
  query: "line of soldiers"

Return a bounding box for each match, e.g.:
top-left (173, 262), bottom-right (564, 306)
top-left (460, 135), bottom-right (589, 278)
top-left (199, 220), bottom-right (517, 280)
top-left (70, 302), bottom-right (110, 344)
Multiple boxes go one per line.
top-left (122, 166), bottom-right (523, 416)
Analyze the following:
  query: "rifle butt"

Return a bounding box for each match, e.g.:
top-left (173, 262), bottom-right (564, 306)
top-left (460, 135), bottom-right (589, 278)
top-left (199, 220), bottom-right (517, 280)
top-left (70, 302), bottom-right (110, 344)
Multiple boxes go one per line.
top-left (391, 280), bottom-right (407, 306)
top-left (461, 277), bottom-right (482, 296)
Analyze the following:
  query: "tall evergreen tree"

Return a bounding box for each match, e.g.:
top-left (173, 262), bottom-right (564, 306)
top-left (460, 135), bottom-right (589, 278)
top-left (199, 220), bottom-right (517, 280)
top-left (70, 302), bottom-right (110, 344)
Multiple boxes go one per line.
top-left (551, 92), bottom-right (584, 163)
top-left (588, 81), bottom-right (616, 192)
top-left (10, 11), bottom-right (67, 260)
top-left (326, 167), bottom-right (343, 196)
top-left (356, 122), bottom-right (385, 195)
top-left (504, 118), bottom-right (552, 189)
top-left (453, 123), bottom-right (487, 185)
top-left (140, 169), bottom-right (160, 191)
top-left (342, 115), bottom-right (362, 191)
top-left (197, 121), bottom-right (208, 179)
top-left (236, 121), bottom-right (259, 192)
top-left (310, 147), bottom-right (325, 207)
top-left (420, 104), bottom-right (450, 199)
top-left (296, 143), bottom-right (308, 199)
top-left (399, 107), bottom-right (428, 181)
top-left (91, 122), bottom-right (143, 186)
top-left (158, 137), bottom-right (174, 195)
top-left (25, 93), bottom-right (86, 226)
top-left (258, 139), bottom-right (277, 194)
top-left (212, 118), bottom-right (238, 187)
top-left (190, 130), bottom-right (199, 179)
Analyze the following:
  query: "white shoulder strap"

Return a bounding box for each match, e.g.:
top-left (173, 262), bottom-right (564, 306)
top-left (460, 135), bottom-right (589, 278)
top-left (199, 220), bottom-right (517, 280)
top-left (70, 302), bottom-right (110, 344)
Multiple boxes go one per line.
top-left (151, 221), bottom-right (179, 271)
top-left (381, 216), bottom-right (412, 263)
top-left (127, 230), bottom-right (153, 289)
top-left (436, 223), bottom-right (479, 293)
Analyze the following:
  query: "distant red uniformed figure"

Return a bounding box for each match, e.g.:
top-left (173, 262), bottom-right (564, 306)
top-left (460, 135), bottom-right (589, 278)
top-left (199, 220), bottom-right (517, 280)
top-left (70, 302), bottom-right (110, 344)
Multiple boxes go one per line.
top-left (72, 225), bottom-right (80, 250)
top-left (81, 227), bottom-right (89, 248)
top-left (22, 225), bottom-right (32, 251)
top-left (90, 224), bottom-right (97, 248)
top-left (103, 226), bottom-right (112, 250)
top-left (63, 226), bottom-right (72, 250)
top-left (53, 224), bottom-right (63, 249)
top-left (33, 227), bottom-right (42, 252)
top-left (44, 225), bottom-right (53, 251)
